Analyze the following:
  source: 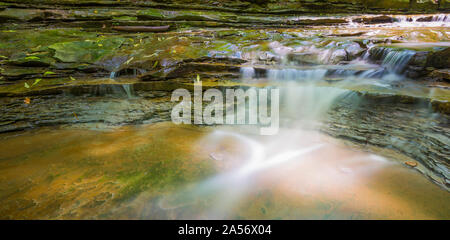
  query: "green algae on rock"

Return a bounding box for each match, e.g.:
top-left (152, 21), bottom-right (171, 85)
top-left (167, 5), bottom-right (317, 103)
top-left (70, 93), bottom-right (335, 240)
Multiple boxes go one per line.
top-left (49, 37), bottom-right (126, 63)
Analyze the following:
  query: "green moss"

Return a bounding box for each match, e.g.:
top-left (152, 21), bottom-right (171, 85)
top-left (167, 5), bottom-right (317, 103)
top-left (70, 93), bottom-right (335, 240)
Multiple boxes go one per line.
top-left (49, 37), bottom-right (126, 63)
top-left (0, 8), bottom-right (43, 21)
top-left (112, 140), bottom-right (215, 202)
top-left (137, 8), bottom-right (165, 20)
top-left (0, 29), bottom-right (97, 57)
top-left (113, 16), bottom-right (137, 21)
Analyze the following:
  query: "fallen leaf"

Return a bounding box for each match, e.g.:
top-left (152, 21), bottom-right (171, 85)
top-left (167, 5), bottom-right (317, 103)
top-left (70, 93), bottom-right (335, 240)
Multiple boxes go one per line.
top-left (24, 56), bottom-right (40, 60)
top-left (69, 76), bottom-right (76, 81)
top-left (24, 97), bottom-right (30, 104)
top-left (43, 71), bottom-right (55, 76)
top-left (404, 161), bottom-right (418, 167)
top-left (32, 78), bottom-right (42, 86)
top-left (125, 57), bottom-right (134, 65)
top-left (24, 82), bottom-right (30, 88)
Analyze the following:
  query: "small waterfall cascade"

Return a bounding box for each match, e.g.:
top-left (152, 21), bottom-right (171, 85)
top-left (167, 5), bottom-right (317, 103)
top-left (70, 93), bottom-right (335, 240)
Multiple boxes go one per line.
top-left (121, 84), bottom-right (134, 98)
top-left (240, 67), bottom-right (256, 80)
top-left (381, 50), bottom-right (415, 74)
top-left (86, 70), bottom-right (134, 98)
top-left (266, 69), bottom-right (328, 81)
top-left (363, 47), bottom-right (416, 75)
top-left (432, 14), bottom-right (449, 22)
top-left (394, 14), bottom-right (450, 27)
top-left (110, 71), bottom-right (116, 79)
top-left (90, 84), bottom-right (134, 98)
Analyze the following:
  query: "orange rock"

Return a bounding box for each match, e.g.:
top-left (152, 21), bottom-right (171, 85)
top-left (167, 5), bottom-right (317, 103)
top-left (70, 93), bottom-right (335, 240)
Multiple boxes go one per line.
top-left (404, 161), bottom-right (418, 167)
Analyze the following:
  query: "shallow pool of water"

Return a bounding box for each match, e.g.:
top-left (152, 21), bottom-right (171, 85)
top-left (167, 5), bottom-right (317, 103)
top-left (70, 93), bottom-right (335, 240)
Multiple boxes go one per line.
top-left (0, 122), bottom-right (448, 219)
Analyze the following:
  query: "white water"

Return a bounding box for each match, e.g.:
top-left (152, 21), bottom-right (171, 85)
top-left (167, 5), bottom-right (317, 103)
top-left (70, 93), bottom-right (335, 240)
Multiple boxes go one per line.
top-left (346, 14), bottom-right (450, 28)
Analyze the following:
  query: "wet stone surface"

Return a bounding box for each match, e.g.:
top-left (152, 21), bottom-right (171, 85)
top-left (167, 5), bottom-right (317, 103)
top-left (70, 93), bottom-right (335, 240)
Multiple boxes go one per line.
top-left (0, 2), bottom-right (449, 219)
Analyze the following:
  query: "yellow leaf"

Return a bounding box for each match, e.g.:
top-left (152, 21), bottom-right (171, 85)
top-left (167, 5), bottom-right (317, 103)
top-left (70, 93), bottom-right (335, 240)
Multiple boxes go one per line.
top-left (125, 57), bottom-right (134, 65)
top-left (24, 97), bottom-right (30, 104)
top-left (25, 56), bottom-right (40, 60)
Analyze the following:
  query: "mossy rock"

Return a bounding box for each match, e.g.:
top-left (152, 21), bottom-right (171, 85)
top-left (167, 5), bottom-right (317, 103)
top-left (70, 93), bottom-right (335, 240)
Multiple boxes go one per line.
top-left (137, 9), bottom-right (165, 20)
top-left (9, 53), bottom-right (55, 67)
top-left (0, 66), bottom-right (46, 80)
top-left (0, 8), bottom-right (44, 22)
top-left (0, 29), bottom-right (97, 57)
top-left (49, 37), bottom-right (126, 63)
top-left (427, 47), bottom-right (450, 69)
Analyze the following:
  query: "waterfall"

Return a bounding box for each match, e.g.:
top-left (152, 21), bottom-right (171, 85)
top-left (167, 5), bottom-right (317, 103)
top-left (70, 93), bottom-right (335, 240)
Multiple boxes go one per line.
top-left (432, 14), bottom-right (449, 22)
top-left (107, 71), bottom-right (134, 98)
top-left (280, 83), bottom-right (353, 124)
top-left (121, 84), bottom-right (134, 98)
top-left (240, 67), bottom-right (256, 79)
top-left (90, 84), bottom-right (134, 98)
top-left (267, 69), bottom-right (327, 81)
top-left (363, 47), bottom-right (415, 76)
top-left (381, 50), bottom-right (415, 74)
top-left (394, 14), bottom-right (450, 27)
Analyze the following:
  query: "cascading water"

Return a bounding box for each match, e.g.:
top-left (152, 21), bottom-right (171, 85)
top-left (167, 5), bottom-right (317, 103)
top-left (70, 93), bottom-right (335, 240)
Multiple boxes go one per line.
top-left (107, 71), bottom-right (134, 99)
top-left (346, 14), bottom-right (450, 28)
top-left (381, 50), bottom-right (415, 74)
top-left (266, 68), bottom-right (328, 81)
top-left (240, 67), bottom-right (256, 80)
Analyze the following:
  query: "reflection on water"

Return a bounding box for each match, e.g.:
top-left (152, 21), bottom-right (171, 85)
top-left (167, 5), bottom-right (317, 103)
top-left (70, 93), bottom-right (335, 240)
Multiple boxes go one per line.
top-left (0, 123), bottom-right (448, 219)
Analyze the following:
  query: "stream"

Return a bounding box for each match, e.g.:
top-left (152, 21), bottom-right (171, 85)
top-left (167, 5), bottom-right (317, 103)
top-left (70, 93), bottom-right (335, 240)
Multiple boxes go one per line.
top-left (0, 3), bottom-right (449, 219)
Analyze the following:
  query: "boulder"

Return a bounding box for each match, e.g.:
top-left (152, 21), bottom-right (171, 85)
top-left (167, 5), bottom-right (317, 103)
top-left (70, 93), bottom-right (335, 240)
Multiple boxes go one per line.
top-left (329, 49), bottom-right (348, 64)
top-left (344, 42), bottom-right (365, 60)
top-left (427, 47), bottom-right (450, 69)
